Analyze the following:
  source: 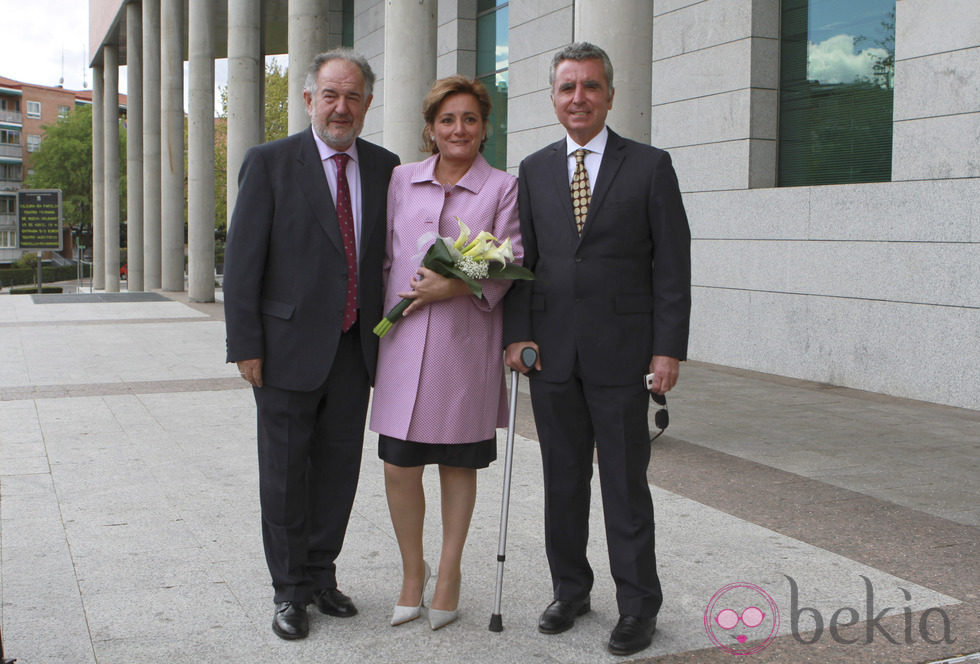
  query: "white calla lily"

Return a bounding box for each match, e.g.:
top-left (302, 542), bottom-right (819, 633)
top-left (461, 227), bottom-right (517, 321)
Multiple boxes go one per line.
top-left (453, 218), bottom-right (471, 251)
top-left (462, 231), bottom-right (497, 257)
top-left (483, 237), bottom-right (514, 267)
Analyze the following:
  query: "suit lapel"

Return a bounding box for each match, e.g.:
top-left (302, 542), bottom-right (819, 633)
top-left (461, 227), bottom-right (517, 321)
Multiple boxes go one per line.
top-left (296, 130), bottom-right (345, 254)
top-left (583, 129), bottom-right (625, 238)
top-left (356, 138), bottom-right (381, 267)
top-left (547, 140), bottom-right (579, 237)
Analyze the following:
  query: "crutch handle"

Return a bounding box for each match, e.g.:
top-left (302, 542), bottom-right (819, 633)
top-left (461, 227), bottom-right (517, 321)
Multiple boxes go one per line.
top-left (520, 346), bottom-right (538, 370)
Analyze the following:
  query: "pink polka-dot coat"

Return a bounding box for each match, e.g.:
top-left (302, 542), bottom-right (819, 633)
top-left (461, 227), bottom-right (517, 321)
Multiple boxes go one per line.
top-left (369, 153), bottom-right (522, 444)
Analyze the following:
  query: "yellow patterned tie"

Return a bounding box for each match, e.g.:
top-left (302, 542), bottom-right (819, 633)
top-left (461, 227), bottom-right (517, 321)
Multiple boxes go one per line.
top-left (570, 148), bottom-right (590, 235)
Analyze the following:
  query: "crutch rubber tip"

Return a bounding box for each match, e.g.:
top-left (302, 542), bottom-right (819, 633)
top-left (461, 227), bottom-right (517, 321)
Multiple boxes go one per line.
top-left (489, 614), bottom-right (503, 632)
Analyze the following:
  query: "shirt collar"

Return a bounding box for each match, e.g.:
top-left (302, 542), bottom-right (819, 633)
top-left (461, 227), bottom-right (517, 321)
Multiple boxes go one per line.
top-left (565, 126), bottom-right (608, 157)
top-left (412, 152), bottom-right (492, 194)
top-left (312, 126), bottom-right (359, 164)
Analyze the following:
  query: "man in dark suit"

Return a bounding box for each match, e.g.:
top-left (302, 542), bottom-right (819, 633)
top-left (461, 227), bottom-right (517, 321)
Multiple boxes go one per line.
top-left (503, 42), bottom-right (691, 657)
top-left (223, 49), bottom-right (399, 640)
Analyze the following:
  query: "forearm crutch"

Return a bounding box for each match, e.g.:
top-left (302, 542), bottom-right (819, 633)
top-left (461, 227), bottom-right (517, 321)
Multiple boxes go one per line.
top-left (489, 346), bottom-right (537, 632)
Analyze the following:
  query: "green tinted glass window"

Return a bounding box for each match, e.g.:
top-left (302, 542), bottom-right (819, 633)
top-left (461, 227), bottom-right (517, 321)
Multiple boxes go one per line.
top-left (477, 8), bottom-right (509, 78)
top-left (477, 0), bottom-right (508, 12)
top-left (342, 0), bottom-right (354, 48)
top-left (477, 4), bottom-right (508, 170)
top-left (779, 0), bottom-right (895, 186)
top-left (480, 70), bottom-right (508, 172)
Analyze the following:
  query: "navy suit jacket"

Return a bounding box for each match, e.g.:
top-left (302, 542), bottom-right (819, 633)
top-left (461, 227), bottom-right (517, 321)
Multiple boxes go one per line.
top-left (224, 129), bottom-right (400, 392)
top-left (503, 129), bottom-right (691, 385)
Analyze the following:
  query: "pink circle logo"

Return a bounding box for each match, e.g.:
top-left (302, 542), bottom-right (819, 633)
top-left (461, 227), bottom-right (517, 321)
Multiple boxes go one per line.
top-left (704, 582), bottom-right (780, 655)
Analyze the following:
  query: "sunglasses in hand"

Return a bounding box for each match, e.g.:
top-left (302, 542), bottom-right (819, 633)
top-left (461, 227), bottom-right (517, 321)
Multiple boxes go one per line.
top-left (650, 391), bottom-right (669, 442)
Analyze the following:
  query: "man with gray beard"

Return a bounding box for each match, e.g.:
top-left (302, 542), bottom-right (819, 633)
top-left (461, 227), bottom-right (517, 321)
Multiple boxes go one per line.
top-left (224, 49), bottom-right (399, 640)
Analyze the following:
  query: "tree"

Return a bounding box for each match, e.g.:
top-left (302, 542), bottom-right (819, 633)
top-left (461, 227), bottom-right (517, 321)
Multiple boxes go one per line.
top-left (264, 59), bottom-right (289, 142)
top-left (214, 60), bottom-right (290, 236)
top-left (24, 105), bottom-right (127, 235)
top-left (217, 59), bottom-right (290, 141)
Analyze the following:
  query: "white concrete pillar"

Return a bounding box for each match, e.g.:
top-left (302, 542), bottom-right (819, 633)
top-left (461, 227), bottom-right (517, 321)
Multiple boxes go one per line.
top-left (383, 0), bottom-right (437, 162)
top-left (126, 3), bottom-right (144, 292)
top-left (160, 0), bottom-right (185, 291)
top-left (288, 0), bottom-right (330, 135)
top-left (104, 44), bottom-right (121, 293)
top-left (574, 0), bottom-right (652, 144)
top-left (143, 0), bottom-right (161, 289)
top-left (227, 0), bottom-right (264, 227)
top-left (91, 65), bottom-right (105, 291)
top-left (188, 0), bottom-right (216, 302)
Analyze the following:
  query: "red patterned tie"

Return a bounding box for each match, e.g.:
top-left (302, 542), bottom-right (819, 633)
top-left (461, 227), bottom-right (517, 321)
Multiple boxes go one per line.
top-left (332, 153), bottom-right (358, 331)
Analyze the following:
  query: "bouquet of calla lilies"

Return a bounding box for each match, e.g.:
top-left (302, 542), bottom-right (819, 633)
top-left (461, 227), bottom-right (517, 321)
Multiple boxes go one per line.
top-left (373, 218), bottom-right (534, 338)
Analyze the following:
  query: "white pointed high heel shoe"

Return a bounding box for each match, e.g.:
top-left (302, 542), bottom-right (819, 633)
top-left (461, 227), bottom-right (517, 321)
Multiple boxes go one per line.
top-left (390, 561), bottom-right (431, 626)
top-left (428, 570), bottom-right (460, 630)
top-left (428, 606), bottom-right (459, 630)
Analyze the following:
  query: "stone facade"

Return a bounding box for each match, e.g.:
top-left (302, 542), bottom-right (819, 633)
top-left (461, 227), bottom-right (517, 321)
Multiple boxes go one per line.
top-left (85, 0), bottom-right (978, 409)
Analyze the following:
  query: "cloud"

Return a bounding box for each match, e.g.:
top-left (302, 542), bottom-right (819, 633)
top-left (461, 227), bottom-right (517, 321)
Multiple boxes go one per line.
top-left (807, 34), bottom-right (890, 84)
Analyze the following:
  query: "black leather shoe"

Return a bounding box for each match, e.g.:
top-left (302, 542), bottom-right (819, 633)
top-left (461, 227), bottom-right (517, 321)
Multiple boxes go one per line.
top-left (608, 615), bottom-right (657, 656)
top-left (538, 597), bottom-right (591, 634)
top-left (312, 588), bottom-right (358, 618)
top-left (272, 601), bottom-right (309, 640)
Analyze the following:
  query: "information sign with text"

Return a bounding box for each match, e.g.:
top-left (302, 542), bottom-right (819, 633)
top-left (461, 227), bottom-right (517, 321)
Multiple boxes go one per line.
top-left (18, 189), bottom-right (63, 251)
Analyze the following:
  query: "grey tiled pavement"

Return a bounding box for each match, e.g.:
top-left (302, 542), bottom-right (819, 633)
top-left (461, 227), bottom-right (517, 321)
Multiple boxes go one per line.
top-left (0, 287), bottom-right (977, 663)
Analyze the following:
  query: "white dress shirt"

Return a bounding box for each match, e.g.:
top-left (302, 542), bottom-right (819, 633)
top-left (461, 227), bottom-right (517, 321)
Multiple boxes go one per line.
top-left (564, 126), bottom-right (608, 196)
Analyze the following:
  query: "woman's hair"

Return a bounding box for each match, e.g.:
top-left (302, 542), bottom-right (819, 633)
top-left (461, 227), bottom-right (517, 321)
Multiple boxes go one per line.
top-left (420, 75), bottom-right (492, 154)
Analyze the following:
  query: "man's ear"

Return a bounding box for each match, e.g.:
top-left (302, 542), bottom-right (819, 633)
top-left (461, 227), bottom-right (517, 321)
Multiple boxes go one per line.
top-left (304, 91), bottom-right (313, 117)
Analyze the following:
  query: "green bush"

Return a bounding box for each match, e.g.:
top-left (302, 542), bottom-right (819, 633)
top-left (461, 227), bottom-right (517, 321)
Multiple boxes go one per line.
top-left (9, 286), bottom-right (64, 294)
top-left (12, 253), bottom-right (38, 269)
top-left (0, 264), bottom-right (91, 287)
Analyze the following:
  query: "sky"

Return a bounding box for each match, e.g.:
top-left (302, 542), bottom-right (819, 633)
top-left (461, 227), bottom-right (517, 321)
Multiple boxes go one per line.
top-left (1, 0), bottom-right (94, 91)
top-left (806, 0), bottom-right (894, 84)
top-left (0, 1), bottom-right (283, 112)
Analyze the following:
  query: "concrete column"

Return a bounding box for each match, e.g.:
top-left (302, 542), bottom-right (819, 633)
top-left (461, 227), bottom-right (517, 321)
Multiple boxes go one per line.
top-left (126, 3), bottom-right (144, 292)
top-left (104, 44), bottom-right (121, 293)
top-left (227, 0), bottom-right (264, 227)
top-left (383, 0), bottom-right (437, 163)
top-left (143, 0), bottom-right (161, 289)
top-left (91, 65), bottom-right (105, 291)
top-left (188, 0), bottom-right (215, 302)
top-left (574, 0), bottom-right (652, 144)
top-left (288, 0), bottom-right (330, 134)
top-left (160, 0), bottom-right (184, 291)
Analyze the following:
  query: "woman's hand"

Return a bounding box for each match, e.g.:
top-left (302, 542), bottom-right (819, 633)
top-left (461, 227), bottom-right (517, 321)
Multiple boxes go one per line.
top-left (396, 267), bottom-right (472, 316)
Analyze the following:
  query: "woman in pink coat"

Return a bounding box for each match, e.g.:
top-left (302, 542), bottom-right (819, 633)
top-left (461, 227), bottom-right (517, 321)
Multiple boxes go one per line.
top-left (369, 76), bottom-right (521, 630)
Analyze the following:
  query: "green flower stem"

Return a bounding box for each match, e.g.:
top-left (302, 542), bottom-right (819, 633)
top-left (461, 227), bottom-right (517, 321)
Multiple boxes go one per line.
top-left (373, 297), bottom-right (412, 338)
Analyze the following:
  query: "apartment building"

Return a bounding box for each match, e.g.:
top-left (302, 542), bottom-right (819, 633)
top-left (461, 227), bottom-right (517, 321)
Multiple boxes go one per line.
top-left (0, 75), bottom-right (126, 264)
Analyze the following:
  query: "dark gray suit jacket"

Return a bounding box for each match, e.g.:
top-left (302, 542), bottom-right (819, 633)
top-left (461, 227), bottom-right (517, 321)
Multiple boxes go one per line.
top-left (224, 129), bottom-right (400, 392)
top-left (503, 129), bottom-right (691, 385)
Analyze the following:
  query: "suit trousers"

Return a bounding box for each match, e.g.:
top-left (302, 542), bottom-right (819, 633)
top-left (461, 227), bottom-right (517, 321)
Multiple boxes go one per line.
top-left (529, 370), bottom-right (663, 618)
top-left (253, 323), bottom-right (369, 604)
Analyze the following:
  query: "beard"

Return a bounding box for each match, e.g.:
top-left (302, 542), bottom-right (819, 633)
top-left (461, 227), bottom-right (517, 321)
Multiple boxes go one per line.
top-left (312, 112), bottom-right (362, 150)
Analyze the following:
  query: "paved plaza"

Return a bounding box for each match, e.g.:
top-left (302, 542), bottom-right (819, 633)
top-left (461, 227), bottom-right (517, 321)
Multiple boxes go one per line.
top-left (0, 288), bottom-right (977, 663)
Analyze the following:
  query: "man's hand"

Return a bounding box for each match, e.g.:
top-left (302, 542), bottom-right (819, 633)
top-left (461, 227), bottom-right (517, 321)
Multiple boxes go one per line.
top-left (505, 341), bottom-right (542, 374)
top-left (647, 355), bottom-right (679, 394)
top-left (237, 358), bottom-right (264, 387)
